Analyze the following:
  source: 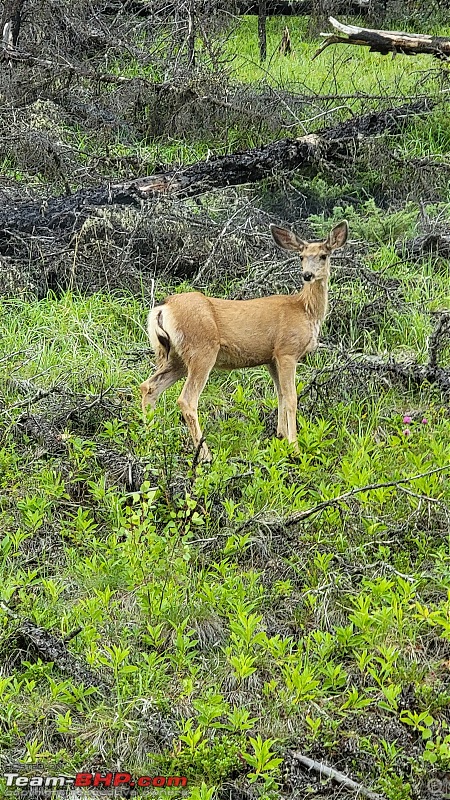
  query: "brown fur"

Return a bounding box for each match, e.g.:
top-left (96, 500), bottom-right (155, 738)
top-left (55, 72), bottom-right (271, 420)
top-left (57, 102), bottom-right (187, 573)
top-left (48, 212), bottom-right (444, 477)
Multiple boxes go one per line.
top-left (140, 220), bottom-right (348, 462)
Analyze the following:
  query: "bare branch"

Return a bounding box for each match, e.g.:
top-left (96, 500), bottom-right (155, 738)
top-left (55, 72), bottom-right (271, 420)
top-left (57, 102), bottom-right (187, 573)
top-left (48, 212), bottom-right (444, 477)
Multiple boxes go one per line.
top-left (284, 464), bottom-right (450, 526)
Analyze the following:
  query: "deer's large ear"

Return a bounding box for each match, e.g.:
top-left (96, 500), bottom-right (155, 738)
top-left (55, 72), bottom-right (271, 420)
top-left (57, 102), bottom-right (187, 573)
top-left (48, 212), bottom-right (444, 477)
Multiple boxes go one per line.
top-left (326, 220), bottom-right (348, 251)
top-left (270, 224), bottom-right (306, 252)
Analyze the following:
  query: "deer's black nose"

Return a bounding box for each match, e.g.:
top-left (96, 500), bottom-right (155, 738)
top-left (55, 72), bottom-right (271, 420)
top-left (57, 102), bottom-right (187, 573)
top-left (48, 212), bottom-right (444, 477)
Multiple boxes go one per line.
top-left (303, 272), bottom-right (314, 282)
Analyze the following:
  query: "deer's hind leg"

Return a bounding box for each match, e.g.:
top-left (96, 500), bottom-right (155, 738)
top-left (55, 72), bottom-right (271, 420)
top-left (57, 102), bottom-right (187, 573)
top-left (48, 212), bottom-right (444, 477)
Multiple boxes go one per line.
top-left (140, 359), bottom-right (186, 413)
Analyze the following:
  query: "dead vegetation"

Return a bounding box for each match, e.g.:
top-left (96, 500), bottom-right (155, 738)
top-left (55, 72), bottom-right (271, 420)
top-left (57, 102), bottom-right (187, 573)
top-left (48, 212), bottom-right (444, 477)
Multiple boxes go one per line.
top-left (0, 96), bottom-right (437, 299)
top-left (1, 603), bottom-right (109, 692)
top-left (8, 379), bottom-right (145, 491)
top-left (0, 0), bottom-right (445, 300)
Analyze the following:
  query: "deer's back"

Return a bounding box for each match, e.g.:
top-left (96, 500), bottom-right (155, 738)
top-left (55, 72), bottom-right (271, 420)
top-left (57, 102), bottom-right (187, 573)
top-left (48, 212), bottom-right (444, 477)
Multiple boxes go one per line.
top-left (158, 291), bottom-right (319, 368)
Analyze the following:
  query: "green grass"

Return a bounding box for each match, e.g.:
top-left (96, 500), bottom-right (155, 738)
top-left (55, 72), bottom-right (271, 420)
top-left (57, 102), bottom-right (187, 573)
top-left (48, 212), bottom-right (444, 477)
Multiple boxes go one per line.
top-left (225, 16), bottom-right (439, 99)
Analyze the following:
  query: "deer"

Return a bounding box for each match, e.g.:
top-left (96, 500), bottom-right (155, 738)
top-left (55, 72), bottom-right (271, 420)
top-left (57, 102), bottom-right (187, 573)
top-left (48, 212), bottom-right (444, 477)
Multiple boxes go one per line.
top-left (140, 220), bottom-right (348, 463)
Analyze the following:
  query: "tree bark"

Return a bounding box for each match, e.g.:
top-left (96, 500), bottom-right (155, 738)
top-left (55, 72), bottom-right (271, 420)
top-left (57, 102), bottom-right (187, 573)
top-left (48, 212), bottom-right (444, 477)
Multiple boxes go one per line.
top-left (396, 232), bottom-right (450, 261)
top-left (315, 16), bottom-right (450, 59)
top-left (258, 0), bottom-right (267, 63)
top-left (279, 25), bottom-right (292, 55)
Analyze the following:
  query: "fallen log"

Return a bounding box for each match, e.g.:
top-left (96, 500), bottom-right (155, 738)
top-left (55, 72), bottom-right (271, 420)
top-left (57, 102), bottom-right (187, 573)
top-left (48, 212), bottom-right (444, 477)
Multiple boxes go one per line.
top-left (281, 462), bottom-right (450, 526)
top-left (1, 603), bottom-right (109, 693)
top-left (315, 17), bottom-right (450, 60)
top-left (0, 100), bottom-right (434, 241)
top-left (292, 752), bottom-right (384, 800)
top-left (320, 313), bottom-right (450, 398)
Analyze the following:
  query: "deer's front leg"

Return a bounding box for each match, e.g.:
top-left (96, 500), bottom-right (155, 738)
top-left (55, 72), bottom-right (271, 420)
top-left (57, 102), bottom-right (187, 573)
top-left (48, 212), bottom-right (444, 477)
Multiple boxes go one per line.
top-left (276, 355), bottom-right (300, 454)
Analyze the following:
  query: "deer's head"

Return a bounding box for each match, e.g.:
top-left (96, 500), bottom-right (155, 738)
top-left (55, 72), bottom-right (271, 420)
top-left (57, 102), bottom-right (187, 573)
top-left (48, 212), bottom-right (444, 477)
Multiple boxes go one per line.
top-left (270, 220), bottom-right (348, 284)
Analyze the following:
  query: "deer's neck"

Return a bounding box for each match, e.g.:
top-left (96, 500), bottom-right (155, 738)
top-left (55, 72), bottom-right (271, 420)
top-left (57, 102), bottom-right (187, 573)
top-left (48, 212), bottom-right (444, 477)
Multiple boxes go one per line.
top-left (298, 279), bottom-right (329, 323)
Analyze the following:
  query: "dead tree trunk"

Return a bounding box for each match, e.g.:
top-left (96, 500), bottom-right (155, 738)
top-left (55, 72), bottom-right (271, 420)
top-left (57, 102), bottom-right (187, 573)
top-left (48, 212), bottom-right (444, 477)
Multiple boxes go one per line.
top-left (1, 0), bottom-right (24, 51)
top-left (258, 0), bottom-right (267, 63)
top-left (312, 0), bottom-right (325, 19)
top-left (0, 100), bottom-right (433, 240)
top-left (315, 16), bottom-right (450, 59)
top-left (308, 0), bottom-right (326, 38)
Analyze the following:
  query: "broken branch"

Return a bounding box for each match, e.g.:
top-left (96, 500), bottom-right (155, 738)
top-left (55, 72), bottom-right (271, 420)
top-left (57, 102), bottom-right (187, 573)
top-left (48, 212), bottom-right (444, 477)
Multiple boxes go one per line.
top-left (0, 603), bottom-right (108, 693)
top-left (314, 17), bottom-right (450, 60)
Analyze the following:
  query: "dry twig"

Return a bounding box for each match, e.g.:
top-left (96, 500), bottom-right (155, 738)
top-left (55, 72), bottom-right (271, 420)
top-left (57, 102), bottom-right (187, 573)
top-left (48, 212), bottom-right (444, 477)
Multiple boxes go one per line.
top-left (293, 752), bottom-right (385, 800)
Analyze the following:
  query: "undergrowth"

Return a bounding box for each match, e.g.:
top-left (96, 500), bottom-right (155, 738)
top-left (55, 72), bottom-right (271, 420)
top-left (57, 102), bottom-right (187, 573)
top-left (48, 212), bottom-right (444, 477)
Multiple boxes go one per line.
top-left (1, 217), bottom-right (450, 798)
top-left (1, 7), bottom-right (450, 800)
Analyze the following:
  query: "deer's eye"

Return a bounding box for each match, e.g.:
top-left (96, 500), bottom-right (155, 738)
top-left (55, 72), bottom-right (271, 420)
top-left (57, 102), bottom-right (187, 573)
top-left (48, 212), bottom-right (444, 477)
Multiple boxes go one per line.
top-left (320, 254), bottom-right (327, 261)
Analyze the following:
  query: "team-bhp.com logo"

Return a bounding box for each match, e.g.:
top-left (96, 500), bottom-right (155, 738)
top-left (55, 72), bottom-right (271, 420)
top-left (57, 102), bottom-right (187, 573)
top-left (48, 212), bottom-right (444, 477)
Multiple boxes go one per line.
top-left (4, 772), bottom-right (188, 790)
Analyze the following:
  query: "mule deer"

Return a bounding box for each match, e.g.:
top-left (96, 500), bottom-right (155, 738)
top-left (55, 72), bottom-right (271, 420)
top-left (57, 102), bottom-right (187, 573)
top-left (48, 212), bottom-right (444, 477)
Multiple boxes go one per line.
top-left (140, 220), bottom-right (348, 462)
